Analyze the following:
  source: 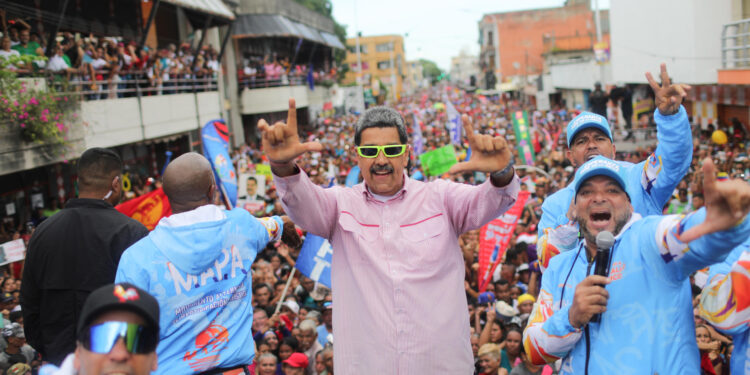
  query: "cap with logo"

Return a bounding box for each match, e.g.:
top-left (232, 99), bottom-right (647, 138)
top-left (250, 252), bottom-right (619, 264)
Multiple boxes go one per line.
top-left (77, 283), bottom-right (160, 338)
top-left (2, 322), bottom-right (24, 339)
top-left (566, 111), bottom-right (613, 147)
top-left (573, 155), bottom-right (627, 194)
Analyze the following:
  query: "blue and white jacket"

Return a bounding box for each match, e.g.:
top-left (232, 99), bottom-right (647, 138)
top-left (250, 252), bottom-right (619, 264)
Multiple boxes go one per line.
top-left (699, 240), bottom-right (750, 375)
top-left (524, 210), bottom-right (750, 374)
top-left (115, 205), bottom-right (282, 374)
top-left (536, 106), bottom-right (692, 271)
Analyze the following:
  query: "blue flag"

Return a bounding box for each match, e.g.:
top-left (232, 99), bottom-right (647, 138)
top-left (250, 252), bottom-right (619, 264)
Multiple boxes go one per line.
top-left (345, 166), bottom-right (360, 187)
top-left (412, 113), bottom-right (424, 155)
top-left (296, 234), bottom-right (332, 288)
top-left (201, 120), bottom-right (237, 207)
top-left (444, 96), bottom-right (462, 145)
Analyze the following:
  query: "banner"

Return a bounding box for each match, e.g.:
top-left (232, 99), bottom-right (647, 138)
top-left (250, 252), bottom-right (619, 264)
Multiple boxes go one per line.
top-left (418, 145), bottom-right (457, 176)
top-left (201, 119), bottom-right (238, 208)
top-left (477, 190), bottom-right (530, 292)
top-left (116, 188), bottom-right (172, 231)
top-left (0, 239), bottom-right (25, 265)
top-left (254, 164), bottom-right (272, 181)
top-left (444, 96), bottom-right (462, 145)
top-left (345, 166), bottom-right (360, 187)
top-left (412, 113), bottom-right (425, 155)
top-left (296, 234), bottom-right (332, 288)
top-left (511, 111), bottom-right (536, 165)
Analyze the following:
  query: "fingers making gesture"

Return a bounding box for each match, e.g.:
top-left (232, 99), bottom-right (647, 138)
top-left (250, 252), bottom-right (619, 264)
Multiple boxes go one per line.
top-left (258, 98), bottom-right (323, 168)
top-left (448, 114), bottom-right (513, 175)
top-left (678, 158), bottom-right (750, 243)
top-left (645, 63), bottom-right (691, 116)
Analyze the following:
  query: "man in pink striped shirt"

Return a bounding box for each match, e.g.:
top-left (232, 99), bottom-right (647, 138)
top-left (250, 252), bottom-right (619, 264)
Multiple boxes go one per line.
top-left (259, 99), bottom-right (519, 374)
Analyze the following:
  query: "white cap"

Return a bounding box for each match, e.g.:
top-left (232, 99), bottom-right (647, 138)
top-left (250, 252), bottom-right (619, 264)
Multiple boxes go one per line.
top-left (282, 300), bottom-right (300, 315)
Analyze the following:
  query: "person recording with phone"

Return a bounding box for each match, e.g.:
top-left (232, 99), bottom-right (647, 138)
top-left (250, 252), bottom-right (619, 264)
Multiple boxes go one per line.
top-left (523, 155), bottom-right (750, 374)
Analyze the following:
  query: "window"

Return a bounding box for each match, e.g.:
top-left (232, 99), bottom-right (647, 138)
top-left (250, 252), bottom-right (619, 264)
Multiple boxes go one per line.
top-left (376, 43), bottom-right (394, 52)
top-left (487, 31), bottom-right (493, 46)
top-left (377, 61), bottom-right (392, 70)
top-left (347, 45), bottom-right (368, 54)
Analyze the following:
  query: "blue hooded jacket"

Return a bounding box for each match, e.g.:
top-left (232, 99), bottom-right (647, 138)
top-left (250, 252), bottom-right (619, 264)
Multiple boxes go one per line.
top-left (524, 209), bottom-right (750, 374)
top-left (116, 205), bottom-right (282, 374)
top-left (536, 106), bottom-right (692, 271)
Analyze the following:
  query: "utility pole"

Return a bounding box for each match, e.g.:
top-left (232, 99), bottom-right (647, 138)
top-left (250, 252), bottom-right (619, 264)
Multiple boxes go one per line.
top-left (593, 0), bottom-right (605, 86)
top-left (390, 38), bottom-right (397, 102)
top-left (354, 0), bottom-right (365, 111)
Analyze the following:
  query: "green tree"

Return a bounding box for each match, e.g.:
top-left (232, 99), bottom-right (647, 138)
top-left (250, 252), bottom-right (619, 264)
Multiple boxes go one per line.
top-left (419, 59), bottom-right (442, 83)
top-left (292, 0), bottom-right (348, 80)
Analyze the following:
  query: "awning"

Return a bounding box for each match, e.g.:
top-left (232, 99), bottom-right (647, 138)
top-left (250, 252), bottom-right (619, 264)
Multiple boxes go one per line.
top-left (321, 31), bottom-right (346, 50)
top-left (234, 14), bottom-right (345, 49)
top-left (161, 0), bottom-right (235, 22)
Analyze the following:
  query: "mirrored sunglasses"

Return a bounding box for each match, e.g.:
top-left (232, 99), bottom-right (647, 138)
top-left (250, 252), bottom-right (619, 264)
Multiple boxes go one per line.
top-left (82, 321), bottom-right (158, 355)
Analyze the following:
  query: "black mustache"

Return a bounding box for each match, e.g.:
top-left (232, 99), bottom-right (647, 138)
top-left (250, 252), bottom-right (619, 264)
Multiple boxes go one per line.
top-left (371, 164), bottom-right (394, 174)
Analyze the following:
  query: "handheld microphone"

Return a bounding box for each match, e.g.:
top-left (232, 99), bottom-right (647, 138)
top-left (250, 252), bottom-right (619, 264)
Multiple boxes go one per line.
top-left (591, 231), bottom-right (614, 323)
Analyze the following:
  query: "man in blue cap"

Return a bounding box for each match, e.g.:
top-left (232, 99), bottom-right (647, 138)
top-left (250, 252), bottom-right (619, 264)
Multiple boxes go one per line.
top-left (536, 64), bottom-right (693, 271)
top-left (523, 155), bottom-right (750, 374)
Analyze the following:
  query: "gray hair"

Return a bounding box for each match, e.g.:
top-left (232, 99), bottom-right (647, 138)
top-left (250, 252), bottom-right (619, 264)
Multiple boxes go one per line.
top-left (354, 107), bottom-right (408, 146)
top-left (258, 352), bottom-right (277, 364)
top-left (299, 318), bottom-right (318, 333)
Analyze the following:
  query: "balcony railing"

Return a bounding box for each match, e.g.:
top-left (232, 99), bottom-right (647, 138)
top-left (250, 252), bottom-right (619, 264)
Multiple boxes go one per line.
top-left (722, 18), bottom-right (750, 68)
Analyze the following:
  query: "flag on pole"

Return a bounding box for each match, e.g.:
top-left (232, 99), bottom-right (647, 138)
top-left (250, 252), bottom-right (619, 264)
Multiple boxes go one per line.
top-left (444, 96), bottom-right (462, 145)
top-left (201, 119), bottom-right (238, 208)
top-left (418, 145), bottom-right (457, 176)
top-left (477, 191), bottom-right (530, 292)
top-left (511, 111), bottom-right (536, 165)
top-left (116, 188), bottom-right (172, 231)
top-left (412, 113), bottom-right (425, 155)
top-left (296, 234), bottom-right (332, 288)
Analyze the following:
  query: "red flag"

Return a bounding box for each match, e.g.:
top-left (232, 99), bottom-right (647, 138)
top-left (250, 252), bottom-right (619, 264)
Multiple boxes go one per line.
top-left (115, 188), bottom-right (172, 230)
top-left (477, 190), bottom-right (530, 292)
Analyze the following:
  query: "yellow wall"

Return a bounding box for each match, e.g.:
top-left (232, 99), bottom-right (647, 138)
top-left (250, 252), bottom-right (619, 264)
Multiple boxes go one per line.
top-left (343, 35), bottom-right (405, 99)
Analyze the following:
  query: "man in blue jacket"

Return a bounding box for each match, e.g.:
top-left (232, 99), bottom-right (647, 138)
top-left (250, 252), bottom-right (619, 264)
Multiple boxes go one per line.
top-left (537, 64), bottom-right (693, 271)
top-left (524, 155), bottom-right (750, 374)
top-left (699, 240), bottom-right (750, 374)
top-left (115, 152), bottom-right (293, 374)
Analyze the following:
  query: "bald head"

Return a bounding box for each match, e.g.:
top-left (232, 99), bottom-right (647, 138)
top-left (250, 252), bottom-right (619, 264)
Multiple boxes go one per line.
top-left (163, 152), bottom-right (215, 213)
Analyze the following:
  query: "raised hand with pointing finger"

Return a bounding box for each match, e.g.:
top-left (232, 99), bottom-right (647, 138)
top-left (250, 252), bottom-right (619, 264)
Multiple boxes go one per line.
top-left (258, 98), bottom-right (323, 176)
top-left (448, 114), bottom-right (515, 186)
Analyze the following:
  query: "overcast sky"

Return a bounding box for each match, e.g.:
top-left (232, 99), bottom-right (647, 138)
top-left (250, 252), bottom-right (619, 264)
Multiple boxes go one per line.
top-left (330, 0), bottom-right (610, 71)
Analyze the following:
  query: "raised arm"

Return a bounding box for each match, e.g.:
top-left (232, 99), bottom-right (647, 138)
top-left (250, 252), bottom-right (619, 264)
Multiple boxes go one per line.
top-left (639, 64), bottom-right (693, 207)
top-left (644, 159), bottom-right (750, 283)
top-left (261, 99), bottom-right (337, 237)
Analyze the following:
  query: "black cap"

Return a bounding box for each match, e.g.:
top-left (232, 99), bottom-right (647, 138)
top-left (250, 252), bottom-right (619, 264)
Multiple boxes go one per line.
top-left (77, 283), bottom-right (160, 339)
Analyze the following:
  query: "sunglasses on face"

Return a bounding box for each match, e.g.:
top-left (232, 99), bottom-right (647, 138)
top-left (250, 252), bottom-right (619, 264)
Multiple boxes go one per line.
top-left (81, 321), bottom-right (158, 355)
top-left (356, 144), bottom-right (407, 158)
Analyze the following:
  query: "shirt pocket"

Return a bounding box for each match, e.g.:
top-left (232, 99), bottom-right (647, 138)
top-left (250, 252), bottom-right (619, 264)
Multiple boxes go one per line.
top-left (338, 213), bottom-right (380, 264)
top-left (400, 213), bottom-right (446, 265)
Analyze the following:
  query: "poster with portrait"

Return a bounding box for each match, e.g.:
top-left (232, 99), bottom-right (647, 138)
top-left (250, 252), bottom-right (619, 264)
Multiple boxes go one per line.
top-left (236, 173), bottom-right (267, 214)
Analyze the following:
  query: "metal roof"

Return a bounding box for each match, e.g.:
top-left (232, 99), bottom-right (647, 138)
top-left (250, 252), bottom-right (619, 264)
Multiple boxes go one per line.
top-left (161, 0), bottom-right (235, 21)
top-left (234, 14), bottom-right (344, 49)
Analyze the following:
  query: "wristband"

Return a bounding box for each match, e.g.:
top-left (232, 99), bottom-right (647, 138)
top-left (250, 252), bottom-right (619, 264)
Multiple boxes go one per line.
top-left (490, 158), bottom-right (515, 180)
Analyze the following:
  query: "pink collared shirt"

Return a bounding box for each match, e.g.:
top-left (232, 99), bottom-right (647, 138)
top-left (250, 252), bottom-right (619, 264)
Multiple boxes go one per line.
top-left (274, 170), bottom-right (520, 374)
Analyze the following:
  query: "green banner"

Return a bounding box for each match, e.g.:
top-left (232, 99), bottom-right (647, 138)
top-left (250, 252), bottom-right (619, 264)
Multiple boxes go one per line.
top-left (419, 145), bottom-right (457, 176)
top-left (511, 111), bottom-right (535, 165)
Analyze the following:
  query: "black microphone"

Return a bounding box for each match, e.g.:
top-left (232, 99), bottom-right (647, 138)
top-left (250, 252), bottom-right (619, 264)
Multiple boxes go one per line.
top-left (591, 231), bottom-right (614, 323)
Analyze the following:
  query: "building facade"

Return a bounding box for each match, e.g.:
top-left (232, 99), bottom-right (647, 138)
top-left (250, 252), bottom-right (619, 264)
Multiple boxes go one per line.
top-left (342, 34), bottom-right (406, 100)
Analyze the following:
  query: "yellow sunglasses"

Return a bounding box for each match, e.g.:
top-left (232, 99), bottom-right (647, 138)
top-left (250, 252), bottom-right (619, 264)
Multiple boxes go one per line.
top-left (356, 145), bottom-right (407, 158)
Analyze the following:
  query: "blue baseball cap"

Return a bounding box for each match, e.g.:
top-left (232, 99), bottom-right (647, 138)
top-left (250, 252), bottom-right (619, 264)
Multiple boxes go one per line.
top-left (573, 156), bottom-right (627, 194)
top-left (566, 111), bottom-right (613, 147)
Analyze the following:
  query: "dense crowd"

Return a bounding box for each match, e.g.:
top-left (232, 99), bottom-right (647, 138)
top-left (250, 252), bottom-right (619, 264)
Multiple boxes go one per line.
top-left (1, 73), bottom-right (748, 373)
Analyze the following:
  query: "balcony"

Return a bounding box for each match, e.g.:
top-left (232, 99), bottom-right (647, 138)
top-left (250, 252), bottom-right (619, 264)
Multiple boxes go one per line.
top-left (719, 18), bottom-right (750, 84)
top-left (0, 72), bottom-right (221, 176)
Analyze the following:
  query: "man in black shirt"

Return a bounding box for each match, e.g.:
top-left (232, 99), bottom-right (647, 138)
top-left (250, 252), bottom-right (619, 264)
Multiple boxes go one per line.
top-left (21, 148), bottom-right (148, 365)
top-left (589, 82), bottom-right (609, 118)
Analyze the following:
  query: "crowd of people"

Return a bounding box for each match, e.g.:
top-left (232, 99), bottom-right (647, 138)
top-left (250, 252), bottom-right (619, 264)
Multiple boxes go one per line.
top-left (0, 60), bottom-right (748, 374)
top-left (0, 12), bottom-right (220, 100)
top-left (238, 54), bottom-right (338, 89)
